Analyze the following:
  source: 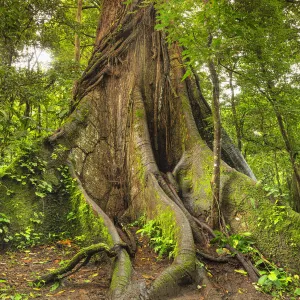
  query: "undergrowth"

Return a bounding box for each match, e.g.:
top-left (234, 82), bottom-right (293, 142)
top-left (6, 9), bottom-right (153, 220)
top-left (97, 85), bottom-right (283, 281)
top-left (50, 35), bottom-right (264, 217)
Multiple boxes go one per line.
top-left (211, 231), bottom-right (300, 299)
top-left (135, 211), bottom-right (178, 259)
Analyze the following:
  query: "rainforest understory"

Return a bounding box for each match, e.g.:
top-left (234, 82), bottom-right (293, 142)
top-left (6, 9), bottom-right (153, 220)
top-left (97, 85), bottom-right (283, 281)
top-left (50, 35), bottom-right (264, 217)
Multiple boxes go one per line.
top-left (1, 1), bottom-right (300, 299)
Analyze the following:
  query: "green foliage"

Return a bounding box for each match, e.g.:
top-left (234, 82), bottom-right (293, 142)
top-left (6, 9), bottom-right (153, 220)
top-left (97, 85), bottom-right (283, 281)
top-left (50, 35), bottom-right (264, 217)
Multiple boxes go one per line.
top-left (211, 230), bottom-right (300, 298)
top-left (0, 213), bottom-right (13, 245)
top-left (155, 0), bottom-right (300, 211)
top-left (257, 201), bottom-right (289, 231)
top-left (0, 0), bottom-right (100, 166)
top-left (13, 212), bottom-right (44, 249)
top-left (13, 227), bottom-right (43, 249)
top-left (0, 293), bottom-right (31, 300)
top-left (137, 220), bottom-right (176, 258)
top-left (58, 165), bottom-right (112, 246)
top-left (5, 148), bottom-right (54, 202)
top-left (211, 231), bottom-right (254, 254)
top-left (136, 210), bottom-right (178, 259)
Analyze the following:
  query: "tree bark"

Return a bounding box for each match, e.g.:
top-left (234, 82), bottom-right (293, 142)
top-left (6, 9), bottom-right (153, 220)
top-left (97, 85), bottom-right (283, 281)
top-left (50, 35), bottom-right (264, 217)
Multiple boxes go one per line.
top-left (271, 101), bottom-right (300, 204)
top-left (208, 59), bottom-right (221, 229)
top-left (28, 0), bottom-right (300, 298)
top-left (229, 69), bottom-right (242, 151)
top-left (75, 0), bottom-right (83, 63)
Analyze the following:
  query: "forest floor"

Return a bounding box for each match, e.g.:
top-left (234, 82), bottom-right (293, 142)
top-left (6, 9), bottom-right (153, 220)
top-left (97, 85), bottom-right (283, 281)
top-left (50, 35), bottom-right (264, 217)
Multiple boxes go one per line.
top-left (0, 231), bottom-right (272, 300)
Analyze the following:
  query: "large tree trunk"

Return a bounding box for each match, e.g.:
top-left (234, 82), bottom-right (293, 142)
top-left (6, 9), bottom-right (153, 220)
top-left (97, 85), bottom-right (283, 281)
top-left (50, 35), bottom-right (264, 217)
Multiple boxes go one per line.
top-left (49, 0), bottom-right (300, 299)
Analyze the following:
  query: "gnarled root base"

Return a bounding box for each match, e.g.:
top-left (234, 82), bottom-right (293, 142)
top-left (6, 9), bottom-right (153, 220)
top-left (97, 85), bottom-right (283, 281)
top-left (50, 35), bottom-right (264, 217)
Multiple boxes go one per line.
top-left (35, 243), bottom-right (119, 284)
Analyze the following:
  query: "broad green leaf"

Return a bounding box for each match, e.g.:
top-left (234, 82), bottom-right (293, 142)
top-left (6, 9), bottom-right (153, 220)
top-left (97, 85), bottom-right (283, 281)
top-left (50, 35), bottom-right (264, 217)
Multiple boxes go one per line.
top-left (258, 275), bottom-right (268, 286)
top-left (294, 288), bottom-right (300, 296)
top-left (268, 272), bottom-right (278, 281)
top-left (50, 281), bottom-right (60, 292)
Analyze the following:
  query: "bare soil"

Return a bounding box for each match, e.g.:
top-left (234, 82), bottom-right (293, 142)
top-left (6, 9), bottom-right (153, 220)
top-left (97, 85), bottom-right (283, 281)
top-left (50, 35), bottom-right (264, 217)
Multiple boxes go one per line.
top-left (0, 234), bottom-right (272, 300)
top-left (0, 242), bottom-right (110, 299)
top-left (172, 258), bottom-right (272, 300)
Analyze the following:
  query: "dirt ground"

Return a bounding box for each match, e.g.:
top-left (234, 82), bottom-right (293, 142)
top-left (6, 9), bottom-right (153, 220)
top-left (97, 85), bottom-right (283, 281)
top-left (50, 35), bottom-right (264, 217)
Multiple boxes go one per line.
top-left (0, 233), bottom-right (274, 300)
top-left (0, 242), bottom-right (110, 299)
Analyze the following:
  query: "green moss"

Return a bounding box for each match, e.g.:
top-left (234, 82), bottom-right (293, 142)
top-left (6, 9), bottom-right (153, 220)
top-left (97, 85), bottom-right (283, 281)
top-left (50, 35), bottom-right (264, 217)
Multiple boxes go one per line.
top-left (110, 251), bottom-right (131, 292)
top-left (135, 151), bottom-right (146, 186)
top-left (177, 150), bottom-right (213, 212)
top-left (0, 144), bottom-right (112, 249)
top-left (63, 169), bottom-right (112, 246)
top-left (135, 109), bottom-right (144, 119)
top-left (110, 261), bottom-right (120, 290)
top-left (223, 172), bottom-right (300, 273)
top-left (144, 206), bottom-right (179, 258)
top-left (0, 179), bottom-right (39, 232)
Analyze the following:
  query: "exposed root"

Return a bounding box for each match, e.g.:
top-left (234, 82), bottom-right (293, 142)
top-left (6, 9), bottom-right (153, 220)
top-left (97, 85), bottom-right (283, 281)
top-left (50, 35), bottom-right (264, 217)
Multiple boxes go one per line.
top-left (35, 243), bottom-right (119, 284)
top-left (196, 250), bottom-right (229, 263)
top-left (194, 215), bottom-right (259, 282)
top-left (159, 172), bottom-right (206, 244)
top-left (172, 152), bottom-right (190, 179)
top-left (166, 171), bottom-right (179, 192)
top-left (115, 220), bottom-right (137, 257)
top-left (132, 88), bottom-right (198, 299)
top-left (67, 163), bottom-right (132, 299)
top-left (225, 245), bottom-right (259, 282)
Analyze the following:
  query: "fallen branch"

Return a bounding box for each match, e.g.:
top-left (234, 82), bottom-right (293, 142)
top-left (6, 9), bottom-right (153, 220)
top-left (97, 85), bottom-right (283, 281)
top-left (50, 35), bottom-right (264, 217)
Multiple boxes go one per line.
top-left (34, 243), bottom-right (123, 284)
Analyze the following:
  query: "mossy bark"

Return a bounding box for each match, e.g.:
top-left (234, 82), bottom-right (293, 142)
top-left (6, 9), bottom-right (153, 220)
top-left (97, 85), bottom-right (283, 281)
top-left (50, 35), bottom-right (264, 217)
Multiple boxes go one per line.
top-left (176, 88), bottom-right (300, 274)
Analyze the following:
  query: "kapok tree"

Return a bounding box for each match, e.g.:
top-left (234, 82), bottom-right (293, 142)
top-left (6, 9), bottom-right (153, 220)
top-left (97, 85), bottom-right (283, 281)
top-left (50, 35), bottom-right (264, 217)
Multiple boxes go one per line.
top-left (45, 0), bottom-right (300, 299)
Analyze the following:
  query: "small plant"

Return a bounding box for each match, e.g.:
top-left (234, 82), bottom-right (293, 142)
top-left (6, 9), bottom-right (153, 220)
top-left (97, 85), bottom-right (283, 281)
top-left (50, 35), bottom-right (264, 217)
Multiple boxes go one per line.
top-left (51, 144), bottom-right (69, 160)
top-left (30, 212), bottom-right (44, 225)
top-left (263, 184), bottom-right (288, 200)
top-left (50, 281), bottom-right (60, 292)
top-left (14, 227), bottom-right (44, 249)
top-left (66, 211), bottom-right (77, 222)
top-left (211, 231), bottom-right (300, 298)
top-left (211, 231), bottom-right (254, 254)
top-left (0, 213), bottom-right (13, 245)
top-left (13, 212), bottom-right (44, 249)
top-left (0, 293), bottom-right (30, 300)
top-left (35, 180), bottom-right (52, 198)
top-left (128, 214), bottom-right (146, 227)
top-left (256, 268), bottom-right (300, 298)
top-left (137, 219), bottom-right (176, 258)
top-left (257, 201), bottom-right (288, 230)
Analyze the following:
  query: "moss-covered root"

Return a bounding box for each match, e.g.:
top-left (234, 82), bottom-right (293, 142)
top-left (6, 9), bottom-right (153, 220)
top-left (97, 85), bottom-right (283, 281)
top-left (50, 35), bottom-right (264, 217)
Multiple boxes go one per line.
top-left (145, 174), bottom-right (197, 300)
top-left (147, 255), bottom-right (195, 300)
top-left (109, 250), bottom-right (132, 300)
top-left (67, 164), bottom-right (132, 299)
top-left (180, 90), bottom-right (300, 274)
top-left (131, 92), bottom-right (197, 299)
top-left (35, 243), bottom-right (117, 284)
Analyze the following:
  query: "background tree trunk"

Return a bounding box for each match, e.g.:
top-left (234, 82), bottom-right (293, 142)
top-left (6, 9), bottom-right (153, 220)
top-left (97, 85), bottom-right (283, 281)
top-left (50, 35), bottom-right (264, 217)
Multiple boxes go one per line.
top-left (208, 59), bottom-right (221, 229)
top-left (75, 0), bottom-right (83, 63)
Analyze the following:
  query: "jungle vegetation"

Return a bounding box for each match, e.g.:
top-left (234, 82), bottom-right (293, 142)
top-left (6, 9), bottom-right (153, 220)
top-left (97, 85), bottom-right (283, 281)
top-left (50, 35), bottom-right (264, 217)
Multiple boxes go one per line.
top-left (0, 0), bottom-right (300, 299)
